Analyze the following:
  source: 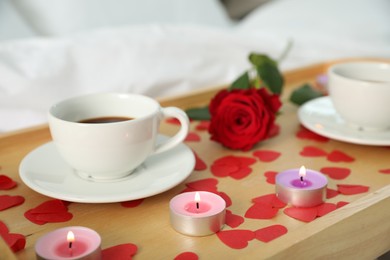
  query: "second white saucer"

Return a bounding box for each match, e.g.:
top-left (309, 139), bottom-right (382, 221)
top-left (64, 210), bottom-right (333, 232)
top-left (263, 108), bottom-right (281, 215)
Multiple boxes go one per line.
top-left (19, 135), bottom-right (195, 203)
top-left (298, 96), bottom-right (390, 146)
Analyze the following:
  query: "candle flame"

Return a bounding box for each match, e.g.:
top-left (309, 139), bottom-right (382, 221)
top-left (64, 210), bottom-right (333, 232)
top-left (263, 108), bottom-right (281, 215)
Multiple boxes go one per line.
top-left (194, 192), bottom-right (201, 203)
top-left (67, 231), bottom-right (75, 243)
top-left (299, 166), bottom-right (306, 178)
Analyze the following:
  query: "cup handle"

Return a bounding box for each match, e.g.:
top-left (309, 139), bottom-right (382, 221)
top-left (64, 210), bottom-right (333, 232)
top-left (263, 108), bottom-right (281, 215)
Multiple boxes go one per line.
top-left (153, 107), bottom-right (190, 155)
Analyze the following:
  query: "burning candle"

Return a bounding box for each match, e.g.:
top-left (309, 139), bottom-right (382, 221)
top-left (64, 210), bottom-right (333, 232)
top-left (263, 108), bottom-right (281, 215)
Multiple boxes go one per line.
top-left (170, 191), bottom-right (226, 236)
top-left (275, 166), bottom-right (328, 207)
top-left (35, 226), bottom-right (101, 260)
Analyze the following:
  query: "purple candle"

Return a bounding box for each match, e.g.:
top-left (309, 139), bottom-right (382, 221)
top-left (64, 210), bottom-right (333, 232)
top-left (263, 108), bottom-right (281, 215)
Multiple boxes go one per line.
top-left (170, 191), bottom-right (226, 236)
top-left (35, 226), bottom-right (101, 260)
top-left (275, 166), bottom-right (328, 207)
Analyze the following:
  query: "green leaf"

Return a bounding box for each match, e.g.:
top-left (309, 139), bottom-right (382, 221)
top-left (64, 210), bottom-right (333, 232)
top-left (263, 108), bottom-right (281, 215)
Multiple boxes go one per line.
top-left (185, 106), bottom-right (210, 120)
top-left (249, 53), bottom-right (284, 94)
top-left (289, 83), bottom-right (324, 106)
top-left (229, 71), bottom-right (250, 90)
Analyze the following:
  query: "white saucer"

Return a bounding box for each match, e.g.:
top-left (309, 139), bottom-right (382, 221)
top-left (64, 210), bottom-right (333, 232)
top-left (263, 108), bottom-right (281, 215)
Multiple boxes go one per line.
top-left (19, 135), bottom-right (195, 203)
top-left (298, 96), bottom-right (390, 146)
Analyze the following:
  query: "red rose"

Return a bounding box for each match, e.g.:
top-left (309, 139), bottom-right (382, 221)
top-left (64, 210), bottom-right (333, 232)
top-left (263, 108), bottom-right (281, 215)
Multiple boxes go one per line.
top-left (208, 88), bottom-right (281, 151)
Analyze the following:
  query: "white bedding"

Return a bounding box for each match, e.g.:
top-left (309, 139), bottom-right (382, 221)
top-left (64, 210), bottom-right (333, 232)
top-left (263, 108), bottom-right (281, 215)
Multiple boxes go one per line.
top-left (0, 0), bottom-right (389, 132)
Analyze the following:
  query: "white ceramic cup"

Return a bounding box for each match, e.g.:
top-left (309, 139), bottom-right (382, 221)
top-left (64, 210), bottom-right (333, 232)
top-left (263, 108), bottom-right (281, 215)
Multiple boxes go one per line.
top-left (48, 92), bottom-right (190, 181)
top-left (328, 61), bottom-right (390, 131)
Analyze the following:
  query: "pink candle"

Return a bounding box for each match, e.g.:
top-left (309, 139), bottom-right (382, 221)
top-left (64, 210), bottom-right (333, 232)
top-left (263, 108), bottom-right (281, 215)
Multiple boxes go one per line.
top-left (275, 166), bottom-right (328, 207)
top-left (35, 226), bottom-right (101, 260)
top-left (170, 191), bottom-right (226, 236)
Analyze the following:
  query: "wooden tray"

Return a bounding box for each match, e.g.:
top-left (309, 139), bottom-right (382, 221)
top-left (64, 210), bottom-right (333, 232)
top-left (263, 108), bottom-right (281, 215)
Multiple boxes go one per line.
top-left (1, 58), bottom-right (389, 259)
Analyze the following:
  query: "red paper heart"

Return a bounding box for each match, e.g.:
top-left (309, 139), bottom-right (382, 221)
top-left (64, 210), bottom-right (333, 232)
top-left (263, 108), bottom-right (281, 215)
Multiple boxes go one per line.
top-left (166, 118), bottom-right (181, 125)
top-left (102, 243), bottom-right (138, 259)
top-left (327, 150), bottom-right (355, 162)
top-left (253, 150), bottom-right (281, 162)
top-left (0, 195), bottom-right (25, 211)
top-left (24, 199), bottom-right (73, 225)
top-left (0, 175), bottom-right (17, 190)
top-left (185, 132), bottom-right (201, 142)
top-left (251, 194), bottom-right (286, 208)
top-left (336, 201), bottom-right (349, 208)
top-left (229, 167), bottom-right (252, 180)
top-left (283, 207), bottom-right (318, 222)
top-left (320, 167), bottom-right (351, 180)
top-left (299, 146), bottom-right (327, 157)
top-left (326, 188), bottom-right (339, 199)
top-left (193, 150), bottom-right (207, 171)
top-left (255, 224), bottom-right (288, 243)
top-left (245, 203), bottom-right (279, 219)
top-left (174, 252), bottom-right (199, 260)
top-left (121, 199), bottom-right (144, 208)
top-left (216, 230), bottom-right (255, 249)
top-left (217, 191), bottom-right (232, 207)
top-left (195, 121), bottom-right (210, 131)
top-left (317, 203), bottom-right (337, 217)
top-left (264, 171), bottom-right (277, 185)
top-left (337, 184), bottom-right (369, 195)
top-left (0, 221), bottom-right (26, 253)
top-left (296, 127), bottom-right (329, 142)
top-left (211, 156), bottom-right (256, 180)
top-left (225, 210), bottom-right (244, 228)
top-left (379, 169), bottom-right (390, 174)
top-left (185, 178), bottom-right (218, 192)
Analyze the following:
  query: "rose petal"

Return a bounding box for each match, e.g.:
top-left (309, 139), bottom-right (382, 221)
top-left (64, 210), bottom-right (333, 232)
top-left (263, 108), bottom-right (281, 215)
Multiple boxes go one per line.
top-left (320, 167), bottom-right (351, 180)
top-left (245, 203), bottom-right (279, 219)
top-left (255, 224), bottom-right (288, 243)
top-left (327, 150), bottom-right (355, 162)
top-left (0, 175), bottom-right (17, 190)
top-left (300, 146), bottom-right (328, 157)
top-left (121, 199), bottom-right (144, 208)
top-left (102, 243), bottom-right (138, 259)
top-left (174, 252), bottom-right (199, 260)
top-left (225, 210), bottom-right (244, 228)
top-left (253, 150), bottom-right (281, 162)
top-left (317, 203), bottom-right (337, 217)
top-left (264, 171), bottom-right (277, 184)
top-left (283, 207), bottom-right (318, 222)
top-left (216, 230), bottom-right (255, 249)
top-left (0, 195), bottom-right (25, 211)
top-left (185, 132), bottom-right (201, 142)
top-left (251, 194), bottom-right (286, 208)
top-left (337, 184), bottom-right (369, 195)
top-left (267, 123), bottom-right (280, 138)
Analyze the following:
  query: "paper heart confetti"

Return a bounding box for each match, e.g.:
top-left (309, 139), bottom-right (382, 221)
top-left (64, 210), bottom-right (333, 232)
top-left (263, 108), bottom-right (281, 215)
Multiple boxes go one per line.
top-left (0, 195), bottom-right (25, 211)
top-left (316, 203), bottom-right (337, 217)
top-left (337, 184), bottom-right (369, 195)
top-left (245, 203), bottom-right (279, 220)
top-left (225, 210), bottom-right (244, 228)
top-left (166, 118), bottom-right (182, 125)
top-left (320, 167), bottom-right (351, 180)
top-left (185, 132), bottom-right (201, 142)
top-left (192, 150), bottom-right (207, 171)
top-left (217, 229), bottom-right (255, 249)
top-left (299, 146), bottom-right (327, 157)
top-left (327, 150), bottom-right (355, 162)
top-left (185, 178), bottom-right (218, 192)
top-left (336, 201), bottom-right (349, 208)
top-left (0, 221), bottom-right (26, 253)
top-left (251, 194), bottom-right (286, 208)
top-left (296, 127), bottom-right (329, 142)
top-left (121, 199), bottom-right (144, 208)
top-left (264, 171), bottom-right (277, 185)
top-left (253, 150), bottom-right (281, 162)
top-left (283, 207), bottom-right (318, 222)
top-left (211, 156), bottom-right (256, 180)
top-left (0, 175), bottom-right (17, 190)
top-left (102, 243), bottom-right (138, 259)
top-left (174, 252), bottom-right (199, 260)
top-left (379, 169), bottom-right (390, 174)
top-left (24, 199), bottom-right (73, 225)
top-left (255, 224), bottom-right (288, 243)
top-left (195, 121), bottom-right (210, 131)
top-left (326, 188), bottom-right (339, 199)
top-left (217, 191), bottom-right (232, 207)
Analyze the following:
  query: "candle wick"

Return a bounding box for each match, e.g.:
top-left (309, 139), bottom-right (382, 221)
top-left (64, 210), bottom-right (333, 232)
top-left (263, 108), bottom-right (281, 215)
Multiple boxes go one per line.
top-left (69, 242), bottom-right (72, 249)
top-left (196, 201), bottom-right (199, 209)
top-left (300, 176), bottom-right (304, 182)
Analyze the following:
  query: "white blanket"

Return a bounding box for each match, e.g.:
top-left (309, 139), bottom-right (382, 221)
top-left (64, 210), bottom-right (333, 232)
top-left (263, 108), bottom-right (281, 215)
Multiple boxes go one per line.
top-left (0, 0), bottom-right (389, 132)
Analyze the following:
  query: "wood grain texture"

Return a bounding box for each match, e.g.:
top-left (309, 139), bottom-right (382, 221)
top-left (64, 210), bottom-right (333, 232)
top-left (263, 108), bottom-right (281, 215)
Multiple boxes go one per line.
top-left (1, 58), bottom-right (389, 259)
